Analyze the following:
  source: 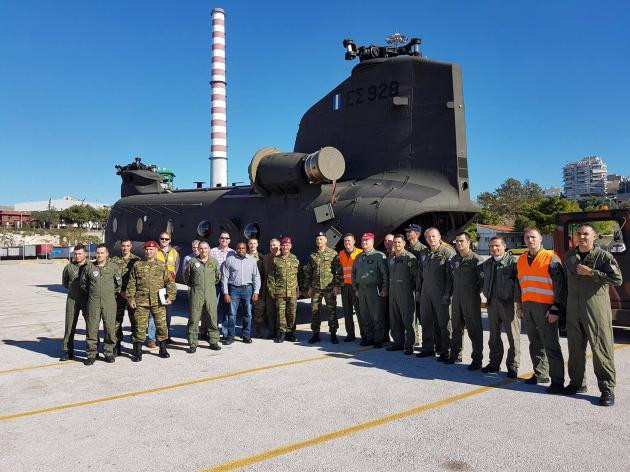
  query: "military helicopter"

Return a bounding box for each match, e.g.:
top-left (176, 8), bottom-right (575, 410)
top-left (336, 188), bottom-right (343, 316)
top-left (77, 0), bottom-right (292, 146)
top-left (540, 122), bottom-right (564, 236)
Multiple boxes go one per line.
top-left (106, 35), bottom-right (479, 276)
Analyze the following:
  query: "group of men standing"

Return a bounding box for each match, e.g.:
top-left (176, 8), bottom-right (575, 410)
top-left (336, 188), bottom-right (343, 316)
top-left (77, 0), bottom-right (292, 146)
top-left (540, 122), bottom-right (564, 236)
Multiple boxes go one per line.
top-left (61, 223), bottom-right (622, 406)
top-left (61, 238), bottom-right (177, 365)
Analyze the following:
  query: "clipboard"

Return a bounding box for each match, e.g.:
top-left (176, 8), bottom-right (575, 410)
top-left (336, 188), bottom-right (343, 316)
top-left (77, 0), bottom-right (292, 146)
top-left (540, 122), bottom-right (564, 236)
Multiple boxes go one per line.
top-left (158, 288), bottom-right (168, 305)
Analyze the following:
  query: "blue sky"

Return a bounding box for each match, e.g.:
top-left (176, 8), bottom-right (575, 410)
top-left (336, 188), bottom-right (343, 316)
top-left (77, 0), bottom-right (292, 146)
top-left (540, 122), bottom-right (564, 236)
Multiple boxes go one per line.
top-left (1, 0), bottom-right (629, 205)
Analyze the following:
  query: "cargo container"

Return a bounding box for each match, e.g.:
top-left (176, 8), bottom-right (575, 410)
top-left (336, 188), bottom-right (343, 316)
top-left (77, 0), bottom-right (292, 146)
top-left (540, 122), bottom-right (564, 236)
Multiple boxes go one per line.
top-left (36, 244), bottom-right (53, 257)
top-left (50, 246), bottom-right (72, 259)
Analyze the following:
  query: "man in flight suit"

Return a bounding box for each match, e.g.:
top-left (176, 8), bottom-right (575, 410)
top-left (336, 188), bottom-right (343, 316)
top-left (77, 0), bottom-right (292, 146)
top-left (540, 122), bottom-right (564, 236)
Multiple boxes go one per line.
top-left (352, 233), bottom-right (389, 348)
top-left (563, 224), bottom-right (623, 406)
top-left (386, 234), bottom-right (417, 355)
top-left (416, 227), bottom-right (456, 361)
top-left (479, 236), bottom-right (521, 378)
top-left (405, 224), bottom-right (426, 347)
top-left (185, 240), bottom-right (222, 353)
top-left (516, 227), bottom-right (566, 394)
top-left (80, 244), bottom-right (121, 365)
top-left (60, 244), bottom-right (89, 361)
top-left (445, 232), bottom-right (483, 370)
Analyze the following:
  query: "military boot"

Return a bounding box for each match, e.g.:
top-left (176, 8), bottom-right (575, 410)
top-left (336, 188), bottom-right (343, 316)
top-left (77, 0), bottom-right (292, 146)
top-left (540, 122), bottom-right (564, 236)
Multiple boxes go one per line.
top-left (330, 332), bottom-right (338, 344)
top-left (158, 340), bottom-right (170, 358)
top-left (308, 332), bottom-right (320, 344)
top-left (274, 332), bottom-right (285, 343)
top-left (132, 342), bottom-right (143, 362)
top-left (60, 346), bottom-right (74, 362)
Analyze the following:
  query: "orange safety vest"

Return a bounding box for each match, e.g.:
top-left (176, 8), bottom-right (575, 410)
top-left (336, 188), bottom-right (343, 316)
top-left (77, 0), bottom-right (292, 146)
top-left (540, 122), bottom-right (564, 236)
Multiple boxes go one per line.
top-left (338, 248), bottom-right (363, 285)
top-left (516, 249), bottom-right (555, 304)
top-left (156, 247), bottom-right (179, 276)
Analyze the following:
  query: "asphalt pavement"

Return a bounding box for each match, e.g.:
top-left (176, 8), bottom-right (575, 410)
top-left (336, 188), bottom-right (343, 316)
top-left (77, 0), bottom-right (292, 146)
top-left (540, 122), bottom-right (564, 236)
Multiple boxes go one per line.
top-left (1, 261), bottom-right (629, 471)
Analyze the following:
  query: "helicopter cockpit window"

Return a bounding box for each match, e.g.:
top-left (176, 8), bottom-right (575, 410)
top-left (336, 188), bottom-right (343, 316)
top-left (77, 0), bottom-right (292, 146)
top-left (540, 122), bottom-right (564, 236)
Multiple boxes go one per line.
top-left (136, 217), bottom-right (143, 235)
top-left (244, 223), bottom-right (260, 240)
top-left (567, 220), bottom-right (626, 254)
top-left (197, 221), bottom-right (211, 238)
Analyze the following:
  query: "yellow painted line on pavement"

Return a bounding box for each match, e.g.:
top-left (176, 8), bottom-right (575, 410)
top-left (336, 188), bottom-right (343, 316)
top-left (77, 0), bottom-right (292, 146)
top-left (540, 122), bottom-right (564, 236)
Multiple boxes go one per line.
top-left (0, 359), bottom-right (78, 375)
top-left (203, 342), bottom-right (630, 472)
top-left (0, 347), bottom-right (372, 422)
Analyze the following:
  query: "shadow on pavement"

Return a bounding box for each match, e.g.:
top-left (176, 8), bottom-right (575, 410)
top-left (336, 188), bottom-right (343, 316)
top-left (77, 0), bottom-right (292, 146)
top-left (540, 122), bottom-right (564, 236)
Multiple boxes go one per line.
top-left (2, 336), bottom-right (86, 359)
top-left (33, 284), bottom-right (67, 294)
top-left (285, 316), bottom-right (630, 406)
top-left (8, 284), bottom-right (630, 408)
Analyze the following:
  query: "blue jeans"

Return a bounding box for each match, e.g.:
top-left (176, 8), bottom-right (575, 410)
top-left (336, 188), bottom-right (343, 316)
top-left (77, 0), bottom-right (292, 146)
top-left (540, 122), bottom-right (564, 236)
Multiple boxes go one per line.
top-left (226, 285), bottom-right (253, 339)
top-left (147, 306), bottom-right (172, 342)
top-left (217, 283), bottom-right (230, 338)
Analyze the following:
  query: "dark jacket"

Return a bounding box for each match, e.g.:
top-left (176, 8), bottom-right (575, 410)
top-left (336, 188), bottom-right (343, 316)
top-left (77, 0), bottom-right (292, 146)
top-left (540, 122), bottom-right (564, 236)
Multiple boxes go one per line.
top-left (479, 252), bottom-right (518, 304)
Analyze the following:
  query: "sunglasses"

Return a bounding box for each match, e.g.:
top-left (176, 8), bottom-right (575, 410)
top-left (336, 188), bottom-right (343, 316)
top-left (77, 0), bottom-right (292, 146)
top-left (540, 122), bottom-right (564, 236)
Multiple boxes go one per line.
top-left (220, 237), bottom-right (230, 240)
top-left (160, 238), bottom-right (170, 241)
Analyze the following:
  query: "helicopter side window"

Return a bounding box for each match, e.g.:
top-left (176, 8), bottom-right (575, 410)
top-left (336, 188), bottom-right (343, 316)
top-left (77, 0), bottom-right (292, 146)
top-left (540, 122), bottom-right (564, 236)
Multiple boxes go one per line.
top-left (244, 223), bottom-right (260, 240)
top-left (197, 221), bottom-right (211, 239)
top-left (112, 217), bottom-right (118, 234)
top-left (166, 219), bottom-right (174, 236)
top-left (136, 217), bottom-right (143, 235)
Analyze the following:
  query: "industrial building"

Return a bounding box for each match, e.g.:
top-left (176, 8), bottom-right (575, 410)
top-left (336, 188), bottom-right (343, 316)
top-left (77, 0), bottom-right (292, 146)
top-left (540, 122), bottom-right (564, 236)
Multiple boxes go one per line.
top-left (13, 196), bottom-right (108, 212)
top-left (0, 210), bottom-right (32, 228)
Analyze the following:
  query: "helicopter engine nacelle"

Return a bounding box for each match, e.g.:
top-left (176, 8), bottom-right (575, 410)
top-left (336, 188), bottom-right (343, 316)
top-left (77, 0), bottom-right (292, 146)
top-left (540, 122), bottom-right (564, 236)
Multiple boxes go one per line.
top-left (248, 146), bottom-right (345, 195)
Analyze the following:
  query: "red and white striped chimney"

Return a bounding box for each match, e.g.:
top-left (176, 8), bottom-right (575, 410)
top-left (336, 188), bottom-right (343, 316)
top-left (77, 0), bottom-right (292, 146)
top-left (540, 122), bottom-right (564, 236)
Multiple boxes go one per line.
top-left (210, 7), bottom-right (227, 187)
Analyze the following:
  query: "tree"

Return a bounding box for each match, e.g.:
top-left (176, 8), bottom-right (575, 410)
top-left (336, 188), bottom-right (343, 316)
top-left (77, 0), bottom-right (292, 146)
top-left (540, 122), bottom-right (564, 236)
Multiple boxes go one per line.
top-left (61, 205), bottom-right (91, 226)
top-left (464, 208), bottom-right (502, 243)
top-left (582, 206), bottom-right (616, 235)
top-left (514, 197), bottom-right (581, 234)
top-left (477, 178), bottom-right (544, 225)
top-left (31, 209), bottom-right (60, 228)
top-left (89, 206), bottom-right (110, 228)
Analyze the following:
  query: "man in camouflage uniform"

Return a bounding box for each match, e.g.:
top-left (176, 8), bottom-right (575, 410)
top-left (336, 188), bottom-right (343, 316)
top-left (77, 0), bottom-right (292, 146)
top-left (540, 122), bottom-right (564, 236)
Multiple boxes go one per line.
top-left (185, 240), bottom-right (222, 353)
top-left (352, 233), bottom-right (389, 347)
top-left (416, 227), bottom-right (456, 361)
top-left (60, 244), bottom-right (89, 361)
top-left (267, 236), bottom-right (300, 343)
top-left (445, 232), bottom-right (483, 369)
top-left (303, 232), bottom-right (343, 344)
top-left (110, 238), bottom-right (140, 356)
top-left (127, 240), bottom-right (177, 362)
top-left (80, 244), bottom-right (121, 365)
top-left (405, 224), bottom-right (426, 347)
top-left (387, 234), bottom-right (417, 355)
top-left (479, 236), bottom-right (520, 378)
top-left (563, 223), bottom-right (623, 406)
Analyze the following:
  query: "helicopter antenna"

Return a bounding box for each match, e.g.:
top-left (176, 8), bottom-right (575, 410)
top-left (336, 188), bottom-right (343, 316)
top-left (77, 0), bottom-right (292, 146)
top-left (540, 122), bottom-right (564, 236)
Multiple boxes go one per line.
top-left (385, 32), bottom-right (408, 45)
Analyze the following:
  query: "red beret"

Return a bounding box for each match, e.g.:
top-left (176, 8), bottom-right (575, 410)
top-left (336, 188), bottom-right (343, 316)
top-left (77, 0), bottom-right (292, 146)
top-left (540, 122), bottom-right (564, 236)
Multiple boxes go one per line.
top-left (144, 240), bottom-right (159, 248)
top-left (280, 236), bottom-right (292, 244)
top-left (361, 233), bottom-right (375, 241)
